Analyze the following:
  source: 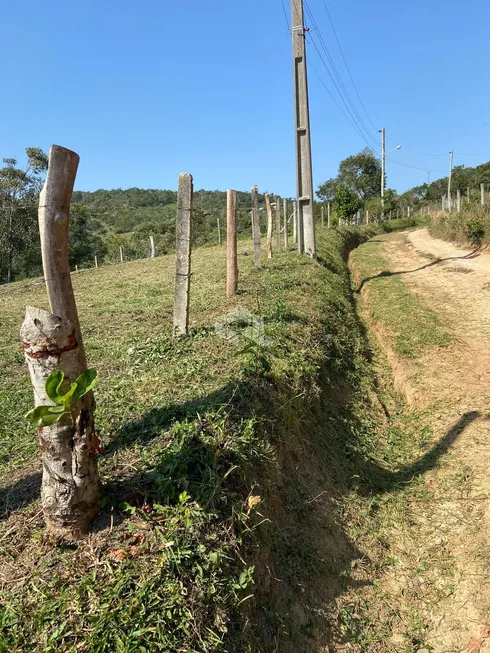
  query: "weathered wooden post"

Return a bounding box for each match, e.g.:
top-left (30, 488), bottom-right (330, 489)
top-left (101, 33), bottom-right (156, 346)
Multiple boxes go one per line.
top-left (265, 193), bottom-right (273, 259)
top-left (226, 189), bottom-right (238, 298)
top-left (119, 246), bottom-right (123, 263)
top-left (21, 145), bottom-right (100, 539)
top-left (366, 210), bottom-right (369, 225)
top-left (283, 199), bottom-right (289, 249)
top-left (217, 217), bottom-right (222, 246)
top-left (173, 172), bottom-right (193, 337)
top-left (292, 201), bottom-right (297, 244)
top-left (327, 202), bottom-right (331, 228)
top-left (75, 264), bottom-right (79, 273)
top-left (275, 196), bottom-right (281, 251)
top-left (149, 235), bottom-right (156, 258)
top-left (251, 185), bottom-right (261, 268)
top-left (481, 184), bottom-right (485, 206)
top-left (457, 189), bottom-right (461, 212)
top-left (94, 255), bottom-right (98, 268)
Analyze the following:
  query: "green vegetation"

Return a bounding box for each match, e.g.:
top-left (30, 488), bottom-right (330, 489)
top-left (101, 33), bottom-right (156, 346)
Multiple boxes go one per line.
top-left (429, 203), bottom-right (490, 246)
top-left (0, 147), bottom-right (280, 283)
top-left (350, 235), bottom-right (452, 357)
top-left (1, 221), bottom-right (461, 651)
top-left (0, 227), bottom-right (377, 651)
top-left (25, 370), bottom-right (98, 428)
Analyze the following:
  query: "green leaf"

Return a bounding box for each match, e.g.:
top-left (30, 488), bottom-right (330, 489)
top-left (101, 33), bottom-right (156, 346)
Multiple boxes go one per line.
top-left (45, 370), bottom-right (65, 404)
top-left (25, 405), bottom-right (69, 428)
top-left (71, 369), bottom-right (98, 404)
top-left (118, 502), bottom-right (136, 515)
top-left (59, 382), bottom-right (77, 409)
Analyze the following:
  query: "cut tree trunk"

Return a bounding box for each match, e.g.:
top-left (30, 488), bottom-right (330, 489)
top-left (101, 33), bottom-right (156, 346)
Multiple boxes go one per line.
top-left (22, 144), bottom-right (100, 539)
top-left (21, 307), bottom-right (100, 538)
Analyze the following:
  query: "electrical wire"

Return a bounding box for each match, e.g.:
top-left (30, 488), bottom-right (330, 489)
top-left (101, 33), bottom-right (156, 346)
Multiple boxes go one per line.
top-left (279, 0), bottom-right (290, 30)
top-left (308, 59), bottom-right (377, 148)
top-left (304, 1), bottom-right (379, 147)
top-left (320, 0), bottom-right (379, 132)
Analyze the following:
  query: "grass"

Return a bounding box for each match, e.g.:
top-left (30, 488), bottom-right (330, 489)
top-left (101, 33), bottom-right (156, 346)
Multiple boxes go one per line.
top-left (350, 235), bottom-right (452, 358)
top-left (0, 221), bottom-right (463, 652)
top-left (0, 226), bottom-right (387, 652)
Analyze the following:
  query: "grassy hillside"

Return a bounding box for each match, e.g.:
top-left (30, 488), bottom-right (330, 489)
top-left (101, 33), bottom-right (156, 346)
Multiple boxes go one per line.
top-left (0, 223), bottom-right (419, 651)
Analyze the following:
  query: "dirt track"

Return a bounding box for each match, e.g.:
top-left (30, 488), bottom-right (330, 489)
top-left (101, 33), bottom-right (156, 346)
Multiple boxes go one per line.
top-left (359, 229), bottom-right (490, 652)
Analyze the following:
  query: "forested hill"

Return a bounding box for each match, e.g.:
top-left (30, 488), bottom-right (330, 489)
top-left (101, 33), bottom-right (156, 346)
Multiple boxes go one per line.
top-left (72, 188), bottom-right (261, 233)
top-left (1, 178), bottom-right (274, 284)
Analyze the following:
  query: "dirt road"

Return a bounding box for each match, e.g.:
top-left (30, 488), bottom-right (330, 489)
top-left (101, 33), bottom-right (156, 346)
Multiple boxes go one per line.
top-left (354, 228), bottom-right (490, 652)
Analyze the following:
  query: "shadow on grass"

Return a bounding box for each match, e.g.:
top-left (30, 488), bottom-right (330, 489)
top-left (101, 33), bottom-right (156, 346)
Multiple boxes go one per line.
top-left (0, 472), bottom-right (41, 519)
top-left (355, 247), bottom-right (481, 293)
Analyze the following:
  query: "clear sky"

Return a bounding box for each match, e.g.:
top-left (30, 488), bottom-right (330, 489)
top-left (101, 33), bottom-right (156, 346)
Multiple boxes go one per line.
top-left (2, 0), bottom-right (489, 196)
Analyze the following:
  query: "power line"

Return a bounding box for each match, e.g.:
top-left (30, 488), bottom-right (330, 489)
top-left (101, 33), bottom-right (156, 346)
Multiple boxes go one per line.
top-left (320, 0), bottom-right (379, 132)
top-left (308, 59), bottom-right (376, 147)
top-left (279, 0), bottom-right (290, 29)
top-left (304, 1), bottom-right (379, 147)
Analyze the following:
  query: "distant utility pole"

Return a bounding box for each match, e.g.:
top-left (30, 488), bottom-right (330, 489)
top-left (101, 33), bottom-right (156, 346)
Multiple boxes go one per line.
top-left (448, 150), bottom-right (454, 211)
top-left (380, 127), bottom-right (386, 215)
top-left (290, 0), bottom-right (316, 258)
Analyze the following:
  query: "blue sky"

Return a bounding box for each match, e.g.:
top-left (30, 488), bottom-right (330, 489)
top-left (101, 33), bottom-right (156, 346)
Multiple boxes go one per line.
top-left (2, 0), bottom-right (489, 196)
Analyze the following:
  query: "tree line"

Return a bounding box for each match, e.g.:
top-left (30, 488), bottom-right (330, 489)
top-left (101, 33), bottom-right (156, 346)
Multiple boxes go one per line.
top-left (0, 148), bottom-right (272, 284)
top-left (316, 147), bottom-right (490, 222)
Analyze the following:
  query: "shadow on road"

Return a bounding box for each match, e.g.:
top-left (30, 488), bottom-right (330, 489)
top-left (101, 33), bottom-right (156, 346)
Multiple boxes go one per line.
top-left (355, 247), bottom-right (481, 294)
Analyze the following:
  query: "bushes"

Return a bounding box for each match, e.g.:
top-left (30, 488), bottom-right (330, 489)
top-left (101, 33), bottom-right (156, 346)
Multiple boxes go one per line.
top-left (429, 206), bottom-right (490, 246)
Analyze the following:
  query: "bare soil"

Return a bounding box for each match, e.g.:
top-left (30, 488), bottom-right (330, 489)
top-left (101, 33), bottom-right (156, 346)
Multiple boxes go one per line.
top-left (356, 229), bottom-right (490, 652)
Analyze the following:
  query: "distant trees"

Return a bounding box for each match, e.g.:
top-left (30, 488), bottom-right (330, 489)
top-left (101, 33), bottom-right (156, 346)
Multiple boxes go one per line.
top-left (318, 148), bottom-right (382, 222)
top-left (0, 149), bottom-right (276, 284)
top-left (0, 148), bottom-right (48, 283)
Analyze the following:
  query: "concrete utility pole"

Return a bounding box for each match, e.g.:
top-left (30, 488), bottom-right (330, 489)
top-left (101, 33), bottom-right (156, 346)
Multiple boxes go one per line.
top-left (291, 0), bottom-right (316, 258)
top-left (380, 127), bottom-right (386, 216)
top-left (283, 198), bottom-right (289, 249)
top-left (292, 200), bottom-right (297, 244)
top-left (448, 150), bottom-right (454, 211)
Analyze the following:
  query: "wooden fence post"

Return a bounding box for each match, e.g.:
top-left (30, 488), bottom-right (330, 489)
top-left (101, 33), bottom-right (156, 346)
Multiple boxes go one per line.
top-left (265, 193), bottom-right (273, 259)
top-left (149, 235), bottom-right (156, 258)
top-left (21, 144), bottom-right (100, 539)
top-left (292, 201), bottom-right (297, 244)
top-left (283, 198), bottom-right (288, 249)
top-left (275, 196), bottom-right (281, 251)
top-left (94, 255), bottom-right (98, 268)
top-left (251, 185), bottom-right (261, 268)
top-left (481, 183), bottom-right (485, 206)
top-left (173, 172), bottom-right (193, 337)
top-left (217, 217), bottom-right (222, 246)
top-left (226, 190), bottom-right (238, 297)
top-left (366, 210), bottom-right (369, 225)
top-left (119, 246), bottom-right (123, 263)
